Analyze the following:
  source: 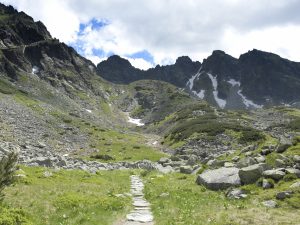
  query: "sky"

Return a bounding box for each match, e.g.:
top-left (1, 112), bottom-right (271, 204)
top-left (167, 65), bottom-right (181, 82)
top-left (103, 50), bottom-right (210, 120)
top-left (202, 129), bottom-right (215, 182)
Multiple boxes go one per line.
top-left (2, 0), bottom-right (300, 70)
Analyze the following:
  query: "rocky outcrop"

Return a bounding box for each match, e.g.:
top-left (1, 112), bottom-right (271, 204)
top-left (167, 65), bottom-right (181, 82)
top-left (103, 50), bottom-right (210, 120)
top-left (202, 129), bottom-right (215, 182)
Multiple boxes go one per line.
top-left (196, 167), bottom-right (241, 190)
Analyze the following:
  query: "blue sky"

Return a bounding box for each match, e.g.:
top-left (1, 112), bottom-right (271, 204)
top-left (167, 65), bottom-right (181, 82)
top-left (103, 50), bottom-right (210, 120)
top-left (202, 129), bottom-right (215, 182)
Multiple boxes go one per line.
top-left (3, 0), bottom-right (300, 69)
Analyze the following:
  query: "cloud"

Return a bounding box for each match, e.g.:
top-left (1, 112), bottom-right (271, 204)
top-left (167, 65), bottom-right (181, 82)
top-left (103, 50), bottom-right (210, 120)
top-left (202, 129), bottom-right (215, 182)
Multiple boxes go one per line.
top-left (3, 0), bottom-right (300, 69)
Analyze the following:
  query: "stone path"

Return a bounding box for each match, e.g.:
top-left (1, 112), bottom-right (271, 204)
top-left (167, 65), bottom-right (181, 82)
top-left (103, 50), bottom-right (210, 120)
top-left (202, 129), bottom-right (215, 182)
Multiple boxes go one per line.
top-left (125, 175), bottom-right (154, 225)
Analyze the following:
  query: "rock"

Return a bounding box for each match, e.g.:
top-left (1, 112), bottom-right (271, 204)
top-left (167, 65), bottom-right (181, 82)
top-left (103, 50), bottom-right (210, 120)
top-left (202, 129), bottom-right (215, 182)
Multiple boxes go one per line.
top-left (239, 164), bottom-right (266, 184)
top-left (232, 156), bottom-right (240, 162)
top-left (155, 164), bottom-right (174, 174)
top-left (241, 145), bottom-right (256, 153)
top-left (158, 157), bottom-right (169, 165)
top-left (196, 167), bottom-right (241, 190)
top-left (263, 169), bottom-right (286, 181)
top-left (276, 191), bottom-right (293, 200)
top-left (206, 159), bottom-right (225, 168)
top-left (262, 179), bottom-right (274, 189)
top-left (186, 155), bottom-right (198, 166)
top-left (276, 143), bottom-right (291, 153)
top-left (159, 192), bottom-right (169, 198)
top-left (226, 188), bottom-right (247, 199)
top-left (170, 155), bottom-right (181, 161)
top-left (36, 141), bottom-right (46, 148)
top-left (236, 157), bottom-right (257, 168)
top-left (293, 155), bottom-right (300, 163)
top-left (275, 159), bottom-right (286, 168)
top-left (180, 165), bottom-right (193, 174)
top-left (245, 152), bottom-right (253, 157)
top-left (224, 162), bottom-right (235, 167)
top-left (30, 157), bottom-right (53, 167)
top-left (285, 168), bottom-right (300, 178)
top-left (262, 200), bottom-right (277, 208)
top-left (290, 181), bottom-right (300, 188)
top-left (255, 155), bottom-right (266, 163)
top-left (261, 149), bottom-right (272, 156)
top-left (43, 171), bottom-right (53, 177)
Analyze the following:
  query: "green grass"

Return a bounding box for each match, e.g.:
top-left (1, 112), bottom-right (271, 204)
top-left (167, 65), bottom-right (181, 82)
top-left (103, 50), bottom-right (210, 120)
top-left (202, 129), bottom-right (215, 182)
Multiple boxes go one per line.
top-left (0, 78), bottom-right (17, 95)
top-left (13, 93), bottom-right (45, 113)
top-left (3, 167), bottom-right (132, 225)
top-left (143, 172), bottom-right (300, 225)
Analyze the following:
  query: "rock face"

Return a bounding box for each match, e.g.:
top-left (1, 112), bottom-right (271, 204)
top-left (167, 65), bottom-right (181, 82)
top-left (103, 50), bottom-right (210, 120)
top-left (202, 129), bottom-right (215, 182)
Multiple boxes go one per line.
top-left (196, 167), bottom-right (241, 190)
top-left (238, 164), bottom-right (266, 184)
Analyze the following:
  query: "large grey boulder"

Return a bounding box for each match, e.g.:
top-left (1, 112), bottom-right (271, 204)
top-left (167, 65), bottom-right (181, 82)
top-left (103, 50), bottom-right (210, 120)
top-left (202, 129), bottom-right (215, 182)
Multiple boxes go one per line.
top-left (238, 163), bottom-right (267, 184)
top-left (196, 167), bottom-right (241, 190)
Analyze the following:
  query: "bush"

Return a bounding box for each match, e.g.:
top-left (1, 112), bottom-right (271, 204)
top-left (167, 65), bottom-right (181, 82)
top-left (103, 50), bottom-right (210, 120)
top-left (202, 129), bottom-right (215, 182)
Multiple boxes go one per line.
top-left (0, 151), bottom-right (18, 200)
top-left (239, 130), bottom-right (265, 143)
top-left (0, 205), bottom-right (32, 225)
top-left (287, 118), bottom-right (300, 131)
top-left (90, 154), bottom-right (115, 161)
top-left (283, 173), bottom-right (298, 182)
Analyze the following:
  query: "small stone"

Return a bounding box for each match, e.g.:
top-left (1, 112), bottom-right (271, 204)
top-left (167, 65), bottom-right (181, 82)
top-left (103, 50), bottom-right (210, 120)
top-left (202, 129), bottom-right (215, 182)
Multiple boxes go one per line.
top-left (262, 179), bottom-right (274, 189)
top-left (290, 181), bottom-right (300, 188)
top-left (262, 200), bottom-right (277, 208)
top-left (159, 192), bottom-right (169, 198)
top-left (43, 171), bottom-right (53, 177)
top-left (226, 188), bottom-right (247, 199)
top-left (276, 191), bottom-right (293, 200)
top-left (293, 155), bottom-right (300, 163)
top-left (232, 156), bottom-right (240, 162)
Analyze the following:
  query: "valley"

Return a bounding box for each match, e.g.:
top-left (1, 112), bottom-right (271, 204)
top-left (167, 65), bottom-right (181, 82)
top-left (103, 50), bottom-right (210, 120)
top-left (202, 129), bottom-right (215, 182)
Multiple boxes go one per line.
top-left (0, 3), bottom-right (299, 225)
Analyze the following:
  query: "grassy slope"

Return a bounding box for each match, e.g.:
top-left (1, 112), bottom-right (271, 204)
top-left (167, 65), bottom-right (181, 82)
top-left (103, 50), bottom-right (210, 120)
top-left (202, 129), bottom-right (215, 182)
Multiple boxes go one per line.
top-left (3, 167), bottom-right (132, 225)
top-left (143, 172), bottom-right (300, 225)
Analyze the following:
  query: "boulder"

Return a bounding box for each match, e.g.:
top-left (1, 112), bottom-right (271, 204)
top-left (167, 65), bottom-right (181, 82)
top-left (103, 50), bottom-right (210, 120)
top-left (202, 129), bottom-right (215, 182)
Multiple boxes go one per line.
top-left (255, 155), bottom-right (266, 163)
top-left (196, 167), bottom-right (241, 190)
top-left (206, 159), bottom-right (225, 168)
top-left (293, 155), bottom-right (300, 163)
top-left (158, 157), bottom-right (169, 165)
top-left (276, 142), bottom-right (292, 153)
top-left (180, 165), bottom-right (193, 174)
top-left (285, 168), bottom-right (300, 178)
top-left (237, 157), bottom-right (257, 168)
top-left (263, 169), bottom-right (286, 181)
top-left (30, 157), bottom-right (53, 167)
top-left (238, 164), bottom-right (266, 184)
top-left (275, 159), bottom-right (286, 168)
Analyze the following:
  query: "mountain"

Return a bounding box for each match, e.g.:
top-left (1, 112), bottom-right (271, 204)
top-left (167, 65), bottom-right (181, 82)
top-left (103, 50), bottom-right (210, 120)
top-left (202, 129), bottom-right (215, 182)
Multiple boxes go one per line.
top-left (97, 50), bottom-right (300, 109)
top-left (189, 49), bottom-right (300, 109)
top-left (97, 55), bottom-right (201, 87)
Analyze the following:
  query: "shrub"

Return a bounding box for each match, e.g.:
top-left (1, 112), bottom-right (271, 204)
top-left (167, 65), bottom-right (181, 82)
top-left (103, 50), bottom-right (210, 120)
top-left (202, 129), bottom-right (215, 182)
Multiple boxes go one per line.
top-left (0, 205), bottom-right (32, 225)
top-left (283, 173), bottom-right (298, 182)
top-left (0, 151), bottom-right (18, 200)
top-left (239, 130), bottom-right (265, 143)
top-left (90, 154), bottom-right (115, 161)
top-left (287, 119), bottom-right (300, 131)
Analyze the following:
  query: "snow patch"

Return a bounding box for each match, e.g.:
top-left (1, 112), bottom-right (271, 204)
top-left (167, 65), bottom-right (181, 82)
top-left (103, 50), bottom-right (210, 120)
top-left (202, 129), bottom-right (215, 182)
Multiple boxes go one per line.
top-left (186, 67), bottom-right (205, 99)
top-left (237, 90), bottom-right (263, 109)
top-left (31, 66), bottom-right (39, 74)
top-left (227, 79), bottom-right (241, 87)
top-left (227, 79), bottom-right (262, 109)
top-left (128, 116), bottom-right (145, 126)
top-left (192, 89), bottom-right (205, 99)
top-left (207, 73), bottom-right (226, 109)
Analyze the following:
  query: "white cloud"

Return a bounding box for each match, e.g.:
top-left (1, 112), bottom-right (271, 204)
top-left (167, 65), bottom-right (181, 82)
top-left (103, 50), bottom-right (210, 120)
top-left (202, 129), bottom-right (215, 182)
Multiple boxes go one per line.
top-left (3, 0), bottom-right (300, 67)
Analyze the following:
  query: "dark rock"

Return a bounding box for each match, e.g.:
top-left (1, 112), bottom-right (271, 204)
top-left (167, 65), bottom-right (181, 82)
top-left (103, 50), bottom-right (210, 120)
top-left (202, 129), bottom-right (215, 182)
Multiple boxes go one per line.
top-left (238, 164), bottom-right (266, 184)
top-left (276, 191), bottom-right (293, 200)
